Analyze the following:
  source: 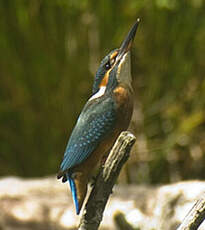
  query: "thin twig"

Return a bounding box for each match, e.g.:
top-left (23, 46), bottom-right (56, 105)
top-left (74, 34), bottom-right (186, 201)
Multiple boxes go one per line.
top-left (177, 193), bottom-right (205, 230)
top-left (78, 131), bottom-right (136, 230)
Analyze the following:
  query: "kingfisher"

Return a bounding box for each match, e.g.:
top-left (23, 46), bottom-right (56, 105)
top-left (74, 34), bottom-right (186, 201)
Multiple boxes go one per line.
top-left (57, 19), bottom-right (140, 215)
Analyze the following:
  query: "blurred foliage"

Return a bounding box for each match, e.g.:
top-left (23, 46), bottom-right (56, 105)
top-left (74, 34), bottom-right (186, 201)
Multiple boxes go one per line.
top-left (0, 0), bottom-right (204, 184)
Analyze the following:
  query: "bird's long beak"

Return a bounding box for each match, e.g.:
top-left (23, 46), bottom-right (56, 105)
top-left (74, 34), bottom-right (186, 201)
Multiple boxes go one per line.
top-left (116, 18), bottom-right (140, 62)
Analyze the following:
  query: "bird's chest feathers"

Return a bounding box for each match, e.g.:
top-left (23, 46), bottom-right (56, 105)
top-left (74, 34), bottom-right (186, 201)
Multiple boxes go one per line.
top-left (113, 86), bottom-right (132, 109)
top-left (113, 85), bottom-right (133, 126)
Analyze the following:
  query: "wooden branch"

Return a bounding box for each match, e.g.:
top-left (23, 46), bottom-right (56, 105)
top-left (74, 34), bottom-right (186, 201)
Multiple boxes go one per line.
top-left (177, 193), bottom-right (205, 230)
top-left (78, 131), bottom-right (136, 230)
top-left (113, 211), bottom-right (135, 230)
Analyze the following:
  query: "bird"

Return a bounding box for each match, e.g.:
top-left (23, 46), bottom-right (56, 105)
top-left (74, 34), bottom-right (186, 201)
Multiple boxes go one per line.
top-left (57, 19), bottom-right (140, 215)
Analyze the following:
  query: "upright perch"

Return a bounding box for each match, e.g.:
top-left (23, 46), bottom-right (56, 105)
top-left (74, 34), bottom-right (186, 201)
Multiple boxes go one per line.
top-left (78, 131), bottom-right (136, 230)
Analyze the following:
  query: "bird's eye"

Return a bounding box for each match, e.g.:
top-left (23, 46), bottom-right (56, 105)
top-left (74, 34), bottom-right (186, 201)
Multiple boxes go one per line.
top-left (105, 61), bottom-right (111, 70)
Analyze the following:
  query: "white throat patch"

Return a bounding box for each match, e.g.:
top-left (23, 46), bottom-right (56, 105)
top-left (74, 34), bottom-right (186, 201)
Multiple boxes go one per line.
top-left (89, 86), bottom-right (106, 101)
top-left (117, 52), bottom-right (132, 88)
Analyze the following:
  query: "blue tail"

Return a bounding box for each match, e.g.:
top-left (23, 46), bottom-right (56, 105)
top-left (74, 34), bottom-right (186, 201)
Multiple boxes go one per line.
top-left (66, 173), bottom-right (80, 215)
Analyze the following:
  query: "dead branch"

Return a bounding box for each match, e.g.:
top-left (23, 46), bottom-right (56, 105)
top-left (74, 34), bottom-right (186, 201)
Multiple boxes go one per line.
top-left (177, 193), bottom-right (205, 230)
top-left (78, 131), bottom-right (136, 230)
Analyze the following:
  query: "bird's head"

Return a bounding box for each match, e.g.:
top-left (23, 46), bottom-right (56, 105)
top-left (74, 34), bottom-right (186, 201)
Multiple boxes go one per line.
top-left (92, 19), bottom-right (140, 96)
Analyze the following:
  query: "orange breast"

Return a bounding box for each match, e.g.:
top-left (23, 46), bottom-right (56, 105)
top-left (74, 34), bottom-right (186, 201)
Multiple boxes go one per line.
top-left (113, 85), bottom-right (133, 129)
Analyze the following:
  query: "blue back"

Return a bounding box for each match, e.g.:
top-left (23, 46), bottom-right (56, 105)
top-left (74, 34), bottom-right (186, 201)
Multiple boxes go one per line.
top-left (60, 95), bottom-right (117, 174)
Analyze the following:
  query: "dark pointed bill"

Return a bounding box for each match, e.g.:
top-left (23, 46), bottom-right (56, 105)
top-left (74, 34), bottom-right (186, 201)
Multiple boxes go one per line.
top-left (117, 18), bottom-right (140, 60)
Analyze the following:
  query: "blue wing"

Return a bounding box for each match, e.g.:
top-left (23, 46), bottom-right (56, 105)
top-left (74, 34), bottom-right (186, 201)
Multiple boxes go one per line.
top-left (58, 96), bottom-right (116, 177)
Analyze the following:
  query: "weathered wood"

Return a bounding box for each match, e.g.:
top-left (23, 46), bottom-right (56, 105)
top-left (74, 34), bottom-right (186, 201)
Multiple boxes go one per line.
top-left (113, 212), bottom-right (135, 230)
top-left (78, 131), bottom-right (136, 230)
top-left (177, 193), bottom-right (205, 230)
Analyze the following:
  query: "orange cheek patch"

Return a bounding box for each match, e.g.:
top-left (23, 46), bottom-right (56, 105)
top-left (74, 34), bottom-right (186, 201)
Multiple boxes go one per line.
top-left (110, 51), bottom-right (118, 60)
top-left (99, 74), bottom-right (108, 87)
top-left (99, 68), bottom-right (111, 87)
top-left (99, 51), bottom-right (118, 88)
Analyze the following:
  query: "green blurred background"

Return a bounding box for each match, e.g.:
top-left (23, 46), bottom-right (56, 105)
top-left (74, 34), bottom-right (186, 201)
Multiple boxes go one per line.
top-left (0, 0), bottom-right (204, 184)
